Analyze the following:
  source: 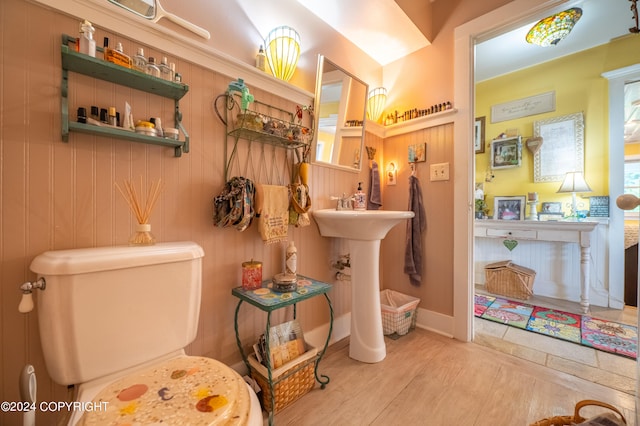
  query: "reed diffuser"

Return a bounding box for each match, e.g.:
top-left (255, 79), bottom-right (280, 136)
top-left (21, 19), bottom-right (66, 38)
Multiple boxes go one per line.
top-left (115, 177), bottom-right (163, 245)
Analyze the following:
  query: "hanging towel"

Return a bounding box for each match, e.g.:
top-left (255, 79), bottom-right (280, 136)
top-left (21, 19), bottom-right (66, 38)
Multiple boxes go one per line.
top-left (404, 175), bottom-right (426, 286)
top-left (258, 185), bottom-right (290, 244)
top-left (367, 160), bottom-right (382, 210)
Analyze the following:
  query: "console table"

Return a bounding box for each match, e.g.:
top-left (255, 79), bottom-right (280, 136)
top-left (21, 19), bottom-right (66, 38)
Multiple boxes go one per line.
top-left (475, 220), bottom-right (599, 312)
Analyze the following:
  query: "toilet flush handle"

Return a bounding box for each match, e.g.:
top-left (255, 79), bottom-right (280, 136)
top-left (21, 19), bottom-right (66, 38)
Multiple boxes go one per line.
top-left (18, 278), bottom-right (46, 313)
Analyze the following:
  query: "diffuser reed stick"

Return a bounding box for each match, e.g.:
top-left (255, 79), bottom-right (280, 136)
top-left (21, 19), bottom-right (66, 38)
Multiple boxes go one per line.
top-left (115, 177), bottom-right (163, 245)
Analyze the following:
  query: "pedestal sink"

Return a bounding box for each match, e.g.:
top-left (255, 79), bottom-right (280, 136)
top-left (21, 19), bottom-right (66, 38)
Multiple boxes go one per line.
top-left (313, 209), bottom-right (415, 363)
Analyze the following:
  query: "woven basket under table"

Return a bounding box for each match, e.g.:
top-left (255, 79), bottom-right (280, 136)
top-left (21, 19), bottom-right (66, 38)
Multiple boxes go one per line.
top-left (248, 346), bottom-right (317, 413)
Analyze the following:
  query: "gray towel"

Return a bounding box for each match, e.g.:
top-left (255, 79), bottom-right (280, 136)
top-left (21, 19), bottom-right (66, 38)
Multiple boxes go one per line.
top-left (404, 175), bottom-right (426, 286)
top-left (367, 161), bottom-right (382, 210)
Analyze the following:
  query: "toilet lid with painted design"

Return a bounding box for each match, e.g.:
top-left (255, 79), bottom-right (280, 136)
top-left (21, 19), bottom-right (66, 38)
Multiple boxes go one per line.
top-left (78, 355), bottom-right (251, 425)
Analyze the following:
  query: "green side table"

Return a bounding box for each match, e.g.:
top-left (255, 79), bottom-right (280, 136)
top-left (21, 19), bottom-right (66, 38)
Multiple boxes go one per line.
top-left (232, 275), bottom-right (333, 424)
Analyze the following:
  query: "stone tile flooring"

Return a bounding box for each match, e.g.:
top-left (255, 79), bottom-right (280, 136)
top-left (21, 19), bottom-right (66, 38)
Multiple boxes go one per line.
top-left (473, 289), bottom-right (638, 395)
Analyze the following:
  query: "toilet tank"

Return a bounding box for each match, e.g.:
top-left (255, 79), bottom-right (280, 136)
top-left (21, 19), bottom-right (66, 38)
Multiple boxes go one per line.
top-left (30, 242), bottom-right (205, 386)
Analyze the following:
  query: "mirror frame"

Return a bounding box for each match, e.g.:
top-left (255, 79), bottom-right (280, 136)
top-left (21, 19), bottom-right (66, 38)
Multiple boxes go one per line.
top-left (311, 55), bottom-right (368, 172)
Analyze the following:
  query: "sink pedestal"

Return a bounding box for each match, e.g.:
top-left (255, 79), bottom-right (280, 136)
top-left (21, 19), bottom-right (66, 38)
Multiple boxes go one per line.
top-left (348, 239), bottom-right (386, 363)
top-left (313, 209), bottom-right (415, 364)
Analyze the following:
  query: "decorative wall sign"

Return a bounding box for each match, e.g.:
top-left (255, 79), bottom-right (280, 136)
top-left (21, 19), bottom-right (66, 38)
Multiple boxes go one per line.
top-left (589, 196), bottom-right (609, 217)
top-left (491, 91), bottom-right (556, 123)
top-left (533, 112), bottom-right (584, 183)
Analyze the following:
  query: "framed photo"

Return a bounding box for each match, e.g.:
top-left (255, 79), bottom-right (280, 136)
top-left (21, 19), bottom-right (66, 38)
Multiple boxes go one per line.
top-left (540, 202), bottom-right (562, 214)
top-left (539, 212), bottom-right (564, 221)
top-left (408, 142), bottom-right (426, 162)
top-left (475, 116), bottom-right (485, 154)
top-left (533, 112), bottom-right (584, 182)
top-left (490, 136), bottom-right (522, 170)
top-left (494, 196), bottom-right (525, 220)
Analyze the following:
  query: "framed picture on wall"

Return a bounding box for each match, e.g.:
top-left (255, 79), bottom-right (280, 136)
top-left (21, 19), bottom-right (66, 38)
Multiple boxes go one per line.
top-left (533, 112), bottom-right (584, 182)
top-left (490, 136), bottom-right (522, 169)
top-left (408, 142), bottom-right (426, 162)
top-left (475, 116), bottom-right (486, 154)
top-left (494, 196), bottom-right (526, 220)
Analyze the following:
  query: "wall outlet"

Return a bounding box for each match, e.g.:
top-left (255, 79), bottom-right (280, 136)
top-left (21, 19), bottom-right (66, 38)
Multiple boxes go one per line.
top-left (430, 162), bottom-right (450, 181)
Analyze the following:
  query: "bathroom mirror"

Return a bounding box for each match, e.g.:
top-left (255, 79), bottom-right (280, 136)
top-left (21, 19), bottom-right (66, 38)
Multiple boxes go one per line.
top-left (312, 55), bottom-right (368, 172)
top-left (109, 0), bottom-right (155, 18)
top-left (108, 0), bottom-right (211, 39)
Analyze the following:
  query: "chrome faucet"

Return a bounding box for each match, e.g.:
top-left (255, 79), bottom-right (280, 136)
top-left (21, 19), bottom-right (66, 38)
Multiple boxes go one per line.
top-left (330, 193), bottom-right (354, 210)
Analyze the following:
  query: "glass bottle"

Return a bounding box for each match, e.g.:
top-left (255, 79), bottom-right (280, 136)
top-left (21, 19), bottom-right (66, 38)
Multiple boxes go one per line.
top-left (132, 48), bottom-right (147, 72)
top-left (158, 56), bottom-right (173, 81)
top-left (145, 57), bottom-right (161, 78)
top-left (255, 45), bottom-right (266, 72)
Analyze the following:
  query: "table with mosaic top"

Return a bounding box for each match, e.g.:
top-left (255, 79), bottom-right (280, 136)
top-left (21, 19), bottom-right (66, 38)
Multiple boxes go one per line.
top-left (231, 275), bottom-right (333, 424)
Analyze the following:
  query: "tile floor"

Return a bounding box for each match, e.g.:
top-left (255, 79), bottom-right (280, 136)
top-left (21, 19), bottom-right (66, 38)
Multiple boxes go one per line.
top-left (474, 288), bottom-right (638, 395)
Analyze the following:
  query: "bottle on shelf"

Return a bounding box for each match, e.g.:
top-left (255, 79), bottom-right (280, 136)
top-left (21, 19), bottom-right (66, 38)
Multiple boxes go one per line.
top-left (158, 56), bottom-right (173, 81)
top-left (255, 45), bottom-right (266, 72)
top-left (285, 241), bottom-right (297, 276)
top-left (78, 20), bottom-right (96, 58)
top-left (132, 47), bottom-right (147, 72)
top-left (145, 57), bottom-right (161, 78)
top-left (103, 37), bottom-right (132, 68)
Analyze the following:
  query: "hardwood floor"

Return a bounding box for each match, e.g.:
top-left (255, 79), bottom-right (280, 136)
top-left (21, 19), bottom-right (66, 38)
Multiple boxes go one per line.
top-left (272, 329), bottom-right (636, 426)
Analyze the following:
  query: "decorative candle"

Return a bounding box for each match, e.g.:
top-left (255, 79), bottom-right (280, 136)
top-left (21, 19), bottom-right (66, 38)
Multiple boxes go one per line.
top-left (242, 260), bottom-right (262, 291)
top-left (528, 192), bottom-right (538, 202)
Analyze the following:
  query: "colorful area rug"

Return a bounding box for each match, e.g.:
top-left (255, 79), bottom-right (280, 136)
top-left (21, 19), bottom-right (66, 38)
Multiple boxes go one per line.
top-left (475, 294), bottom-right (638, 359)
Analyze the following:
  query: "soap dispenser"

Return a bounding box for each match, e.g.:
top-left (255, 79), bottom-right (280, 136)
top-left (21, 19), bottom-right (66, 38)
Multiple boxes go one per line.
top-left (354, 182), bottom-right (367, 210)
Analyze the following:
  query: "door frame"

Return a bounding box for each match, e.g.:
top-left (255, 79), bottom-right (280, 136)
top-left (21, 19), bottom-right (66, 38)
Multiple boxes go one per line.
top-left (603, 64), bottom-right (640, 308)
top-left (452, 0), bottom-right (569, 341)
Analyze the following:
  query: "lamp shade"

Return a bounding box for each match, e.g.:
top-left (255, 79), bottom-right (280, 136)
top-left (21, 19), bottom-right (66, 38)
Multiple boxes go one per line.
top-left (526, 8), bottom-right (582, 47)
top-left (367, 87), bottom-right (387, 122)
top-left (557, 171), bottom-right (592, 193)
top-left (264, 26), bottom-right (301, 82)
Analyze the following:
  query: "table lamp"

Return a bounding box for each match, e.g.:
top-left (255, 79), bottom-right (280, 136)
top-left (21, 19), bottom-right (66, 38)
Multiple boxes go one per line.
top-left (557, 171), bottom-right (592, 218)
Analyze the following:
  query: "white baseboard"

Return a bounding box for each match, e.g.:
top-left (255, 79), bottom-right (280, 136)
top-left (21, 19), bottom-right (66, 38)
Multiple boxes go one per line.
top-left (414, 307), bottom-right (454, 338)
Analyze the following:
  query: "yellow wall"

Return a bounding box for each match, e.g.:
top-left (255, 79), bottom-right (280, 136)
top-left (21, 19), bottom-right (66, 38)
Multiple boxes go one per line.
top-left (626, 142), bottom-right (640, 156)
top-left (476, 35), bottom-right (640, 217)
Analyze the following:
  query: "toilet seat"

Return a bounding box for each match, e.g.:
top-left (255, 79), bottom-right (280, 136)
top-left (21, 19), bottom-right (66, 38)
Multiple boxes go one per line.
top-left (77, 355), bottom-right (254, 425)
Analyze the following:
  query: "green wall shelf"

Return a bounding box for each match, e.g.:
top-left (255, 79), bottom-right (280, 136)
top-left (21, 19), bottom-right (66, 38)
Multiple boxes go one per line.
top-left (60, 34), bottom-right (190, 157)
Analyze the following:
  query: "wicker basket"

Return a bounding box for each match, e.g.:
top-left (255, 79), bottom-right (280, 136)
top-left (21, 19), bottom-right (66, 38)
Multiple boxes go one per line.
top-left (380, 290), bottom-right (420, 336)
top-left (248, 344), bottom-right (317, 413)
top-left (485, 260), bottom-right (536, 300)
top-left (529, 399), bottom-right (626, 426)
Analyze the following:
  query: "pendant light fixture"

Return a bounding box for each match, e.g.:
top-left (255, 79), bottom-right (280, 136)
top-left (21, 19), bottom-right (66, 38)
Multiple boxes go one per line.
top-left (526, 7), bottom-right (582, 47)
top-left (264, 26), bottom-right (301, 82)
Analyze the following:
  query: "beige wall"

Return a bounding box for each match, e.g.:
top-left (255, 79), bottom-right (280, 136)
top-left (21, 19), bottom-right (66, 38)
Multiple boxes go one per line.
top-left (382, 124), bottom-right (455, 315)
top-left (0, 2), bottom-right (373, 424)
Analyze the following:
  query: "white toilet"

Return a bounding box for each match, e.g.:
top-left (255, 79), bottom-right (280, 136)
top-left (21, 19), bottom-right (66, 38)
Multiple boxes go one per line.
top-left (30, 241), bottom-right (262, 425)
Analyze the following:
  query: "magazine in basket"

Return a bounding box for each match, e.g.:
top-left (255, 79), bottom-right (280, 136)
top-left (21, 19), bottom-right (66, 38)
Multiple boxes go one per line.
top-left (254, 319), bottom-right (307, 369)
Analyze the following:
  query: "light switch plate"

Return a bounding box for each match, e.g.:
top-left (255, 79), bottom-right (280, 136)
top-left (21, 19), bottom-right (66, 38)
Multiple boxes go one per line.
top-left (430, 162), bottom-right (450, 181)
